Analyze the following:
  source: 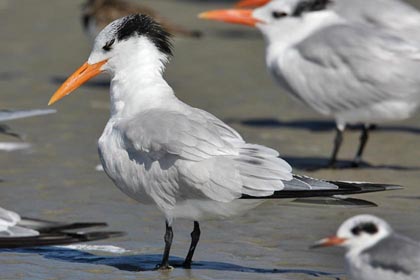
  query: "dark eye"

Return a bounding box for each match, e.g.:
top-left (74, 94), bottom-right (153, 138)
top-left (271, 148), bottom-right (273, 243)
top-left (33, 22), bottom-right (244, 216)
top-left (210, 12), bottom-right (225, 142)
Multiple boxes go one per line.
top-left (351, 222), bottom-right (378, 236)
top-left (272, 11), bottom-right (288, 19)
top-left (103, 39), bottom-right (115, 51)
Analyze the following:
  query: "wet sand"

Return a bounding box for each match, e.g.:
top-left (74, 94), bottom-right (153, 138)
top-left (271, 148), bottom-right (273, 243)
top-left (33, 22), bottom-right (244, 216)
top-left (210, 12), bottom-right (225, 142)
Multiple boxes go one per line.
top-left (1, 0), bottom-right (420, 279)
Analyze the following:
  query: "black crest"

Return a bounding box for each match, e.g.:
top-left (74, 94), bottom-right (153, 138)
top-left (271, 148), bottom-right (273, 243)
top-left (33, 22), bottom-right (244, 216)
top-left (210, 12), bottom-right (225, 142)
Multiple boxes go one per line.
top-left (292, 0), bottom-right (332, 17)
top-left (116, 14), bottom-right (173, 56)
top-left (351, 222), bottom-right (379, 236)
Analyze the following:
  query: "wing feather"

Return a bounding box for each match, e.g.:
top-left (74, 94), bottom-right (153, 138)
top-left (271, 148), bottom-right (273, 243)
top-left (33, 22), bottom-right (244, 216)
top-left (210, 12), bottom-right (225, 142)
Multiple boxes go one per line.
top-left (119, 108), bottom-right (293, 203)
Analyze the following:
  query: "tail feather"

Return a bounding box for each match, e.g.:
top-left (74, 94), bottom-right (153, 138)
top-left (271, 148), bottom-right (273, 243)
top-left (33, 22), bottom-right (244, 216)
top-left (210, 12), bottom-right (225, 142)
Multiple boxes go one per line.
top-left (241, 174), bottom-right (402, 199)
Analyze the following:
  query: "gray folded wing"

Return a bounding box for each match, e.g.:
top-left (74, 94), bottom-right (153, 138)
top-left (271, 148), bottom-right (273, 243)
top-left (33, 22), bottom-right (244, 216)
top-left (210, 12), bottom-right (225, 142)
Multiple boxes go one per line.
top-left (118, 108), bottom-right (293, 204)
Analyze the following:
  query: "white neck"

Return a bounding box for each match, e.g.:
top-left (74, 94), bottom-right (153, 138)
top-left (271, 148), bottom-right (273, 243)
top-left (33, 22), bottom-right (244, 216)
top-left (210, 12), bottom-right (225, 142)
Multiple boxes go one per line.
top-left (105, 39), bottom-right (177, 118)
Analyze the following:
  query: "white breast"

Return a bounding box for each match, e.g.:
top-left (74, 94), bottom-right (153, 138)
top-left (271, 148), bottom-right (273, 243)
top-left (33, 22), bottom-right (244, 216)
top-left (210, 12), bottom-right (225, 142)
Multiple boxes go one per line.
top-left (98, 119), bottom-right (158, 206)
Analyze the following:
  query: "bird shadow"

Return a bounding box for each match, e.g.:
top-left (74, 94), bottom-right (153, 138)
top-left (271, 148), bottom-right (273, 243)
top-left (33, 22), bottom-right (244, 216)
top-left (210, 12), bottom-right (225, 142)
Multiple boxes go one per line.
top-left (0, 247), bottom-right (342, 279)
top-left (282, 156), bottom-right (420, 171)
top-left (50, 76), bottom-right (110, 88)
top-left (226, 118), bottom-right (420, 134)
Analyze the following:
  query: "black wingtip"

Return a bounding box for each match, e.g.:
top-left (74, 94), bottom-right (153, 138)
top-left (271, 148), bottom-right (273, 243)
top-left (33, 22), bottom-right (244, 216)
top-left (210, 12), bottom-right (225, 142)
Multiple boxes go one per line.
top-left (71, 231), bottom-right (126, 242)
top-left (19, 218), bottom-right (108, 233)
top-left (327, 180), bottom-right (403, 194)
top-left (0, 231), bottom-right (126, 249)
top-left (241, 180), bottom-right (402, 200)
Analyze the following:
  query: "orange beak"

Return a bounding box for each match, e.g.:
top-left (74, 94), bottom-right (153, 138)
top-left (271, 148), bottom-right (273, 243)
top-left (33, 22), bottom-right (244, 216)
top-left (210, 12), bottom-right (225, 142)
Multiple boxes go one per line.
top-left (48, 60), bottom-right (107, 105)
top-left (199, 9), bottom-right (263, 27)
top-left (311, 236), bottom-right (347, 249)
top-left (235, 0), bottom-right (271, 8)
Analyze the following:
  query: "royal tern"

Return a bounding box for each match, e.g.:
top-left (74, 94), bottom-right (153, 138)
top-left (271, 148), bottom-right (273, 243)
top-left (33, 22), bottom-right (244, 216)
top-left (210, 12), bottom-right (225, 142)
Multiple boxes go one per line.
top-left (312, 215), bottom-right (420, 280)
top-left (0, 207), bottom-right (124, 248)
top-left (48, 14), bottom-right (400, 269)
top-left (82, 0), bottom-right (202, 39)
top-left (199, 0), bottom-right (420, 168)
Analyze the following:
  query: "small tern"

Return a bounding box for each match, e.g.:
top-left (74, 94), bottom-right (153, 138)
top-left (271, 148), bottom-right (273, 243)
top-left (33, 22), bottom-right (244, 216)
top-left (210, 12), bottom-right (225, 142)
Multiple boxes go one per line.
top-left (0, 207), bottom-right (124, 248)
top-left (49, 14), bottom-right (400, 269)
top-left (312, 215), bottom-right (420, 280)
top-left (199, 0), bottom-right (420, 168)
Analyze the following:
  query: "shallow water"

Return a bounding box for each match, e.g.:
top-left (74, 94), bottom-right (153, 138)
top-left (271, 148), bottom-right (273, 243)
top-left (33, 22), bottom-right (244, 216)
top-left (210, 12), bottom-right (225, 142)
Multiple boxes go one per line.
top-left (1, 0), bottom-right (420, 279)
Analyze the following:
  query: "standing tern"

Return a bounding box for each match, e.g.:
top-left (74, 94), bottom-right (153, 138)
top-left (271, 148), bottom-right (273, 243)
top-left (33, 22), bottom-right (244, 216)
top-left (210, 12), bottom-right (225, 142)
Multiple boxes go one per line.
top-left (82, 0), bottom-right (202, 39)
top-left (0, 207), bottom-right (124, 248)
top-left (199, 0), bottom-right (420, 168)
top-left (48, 14), bottom-right (400, 269)
top-left (312, 215), bottom-right (420, 280)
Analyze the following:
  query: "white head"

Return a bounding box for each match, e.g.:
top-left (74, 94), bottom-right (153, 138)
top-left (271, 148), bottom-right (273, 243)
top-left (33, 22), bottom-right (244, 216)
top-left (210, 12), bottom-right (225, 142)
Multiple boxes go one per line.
top-left (49, 14), bottom-right (173, 105)
top-left (313, 215), bottom-right (393, 254)
top-left (200, 0), bottom-right (339, 44)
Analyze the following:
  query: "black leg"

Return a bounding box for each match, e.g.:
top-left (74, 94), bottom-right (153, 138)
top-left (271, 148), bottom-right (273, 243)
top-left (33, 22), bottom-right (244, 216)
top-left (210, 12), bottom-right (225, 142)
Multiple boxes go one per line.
top-left (156, 221), bottom-right (174, 270)
top-left (352, 124), bottom-right (371, 167)
top-left (183, 221), bottom-right (201, 269)
top-left (328, 126), bottom-right (345, 168)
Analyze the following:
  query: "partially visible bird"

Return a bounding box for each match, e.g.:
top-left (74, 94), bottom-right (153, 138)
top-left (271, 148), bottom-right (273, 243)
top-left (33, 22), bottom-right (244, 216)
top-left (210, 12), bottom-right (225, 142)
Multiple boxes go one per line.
top-left (312, 215), bottom-right (420, 280)
top-left (82, 0), bottom-right (202, 39)
top-left (48, 14), bottom-right (400, 269)
top-left (199, 0), bottom-right (420, 168)
top-left (0, 207), bottom-right (124, 248)
top-left (0, 109), bottom-right (56, 151)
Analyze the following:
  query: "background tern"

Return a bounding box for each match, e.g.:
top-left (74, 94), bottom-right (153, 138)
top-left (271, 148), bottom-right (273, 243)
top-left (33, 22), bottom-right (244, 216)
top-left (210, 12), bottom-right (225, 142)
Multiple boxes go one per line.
top-left (48, 14), bottom-right (400, 270)
top-left (0, 207), bottom-right (124, 248)
top-left (199, 0), bottom-right (420, 168)
top-left (312, 214), bottom-right (420, 280)
top-left (82, 0), bottom-right (202, 40)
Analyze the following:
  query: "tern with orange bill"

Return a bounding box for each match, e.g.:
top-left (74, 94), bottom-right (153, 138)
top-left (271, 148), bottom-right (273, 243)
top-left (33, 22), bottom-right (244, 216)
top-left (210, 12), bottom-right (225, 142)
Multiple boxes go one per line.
top-left (199, 0), bottom-right (420, 168)
top-left (49, 14), bottom-right (400, 269)
top-left (312, 215), bottom-right (420, 280)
